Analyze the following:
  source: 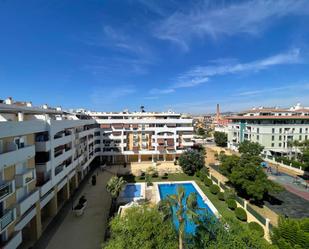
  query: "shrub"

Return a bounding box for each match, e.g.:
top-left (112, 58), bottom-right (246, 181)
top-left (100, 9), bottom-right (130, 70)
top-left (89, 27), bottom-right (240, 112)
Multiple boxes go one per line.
top-left (235, 207), bottom-right (247, 222)
top-left (217, 192), bottom-right (225, 201)
top-left (199, 167), bottom-right (209, 180)
top-left (204, 177), bottom-right (212, 187)
top-left (195, 170), bottom-right (201, 178)
top-left (248, 222), bottom-right (264, 237)
top-left (209, 184), bottom-right (220, 195)
top-left (226, 199), bottom-right (237, 210)
top-left (152, 171), bottom-right (159, 178)
top-left (161, 173), bottom-right (168, 179)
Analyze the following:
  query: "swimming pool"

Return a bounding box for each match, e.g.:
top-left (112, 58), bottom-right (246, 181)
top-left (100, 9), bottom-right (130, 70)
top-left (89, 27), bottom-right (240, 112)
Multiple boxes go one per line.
top-left (118, 183), bottom-right (145, 203)
top-left (157, 181), bottom-right (218, 234)
top-left (123, 184), bottom-right (141, 198)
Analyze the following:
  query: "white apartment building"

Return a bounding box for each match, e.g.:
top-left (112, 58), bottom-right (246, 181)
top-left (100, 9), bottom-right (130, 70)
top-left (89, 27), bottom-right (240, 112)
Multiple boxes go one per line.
top-left (0, 98), bottom-right (99, 249)
top-left (227, 104), bottom-right (309, 158)
top-left (86, 111), bottom-right (194, 164)
top-left (0, 98), bottom-right (194, 248)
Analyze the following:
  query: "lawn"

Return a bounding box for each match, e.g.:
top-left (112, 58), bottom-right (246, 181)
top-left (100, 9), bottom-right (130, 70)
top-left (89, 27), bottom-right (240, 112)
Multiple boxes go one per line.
top-left (121, 173), bottom-right (238, 222)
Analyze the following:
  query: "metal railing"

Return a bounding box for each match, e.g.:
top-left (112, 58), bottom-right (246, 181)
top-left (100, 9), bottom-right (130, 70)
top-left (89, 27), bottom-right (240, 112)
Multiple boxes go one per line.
top-left (0, 209), bottom-right (15, 231)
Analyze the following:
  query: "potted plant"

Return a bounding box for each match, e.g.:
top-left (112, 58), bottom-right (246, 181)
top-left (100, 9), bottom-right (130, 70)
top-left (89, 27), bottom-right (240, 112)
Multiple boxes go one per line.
top-left (74, 203), bottom-right (85, 216)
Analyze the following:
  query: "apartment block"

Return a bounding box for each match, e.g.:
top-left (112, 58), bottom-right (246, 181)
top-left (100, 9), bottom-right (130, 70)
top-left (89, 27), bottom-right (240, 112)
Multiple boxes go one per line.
top-left (0, 98), bottom-right (194, 248)
top-left (0, 99), bottom-right (99, 249)
top-left (226, 104), bottom-right (309, 158)
top-left (87, 111), bottom-right (194, 164)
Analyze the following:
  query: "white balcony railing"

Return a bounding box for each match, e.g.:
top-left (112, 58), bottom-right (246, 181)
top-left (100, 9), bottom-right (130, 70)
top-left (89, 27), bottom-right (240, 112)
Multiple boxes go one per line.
top-left (0, 180), bottom-right (15, 202)
top-left (0, 145), bottom-right (35, 170)
top-left (0, 208), bottom-right (16, 232)
top-left (15, 168), bottom-right (35, 188)
top-left (18, 190), bottom-right (40, 216)
top-left (2, 231), bottom-right (22, 249)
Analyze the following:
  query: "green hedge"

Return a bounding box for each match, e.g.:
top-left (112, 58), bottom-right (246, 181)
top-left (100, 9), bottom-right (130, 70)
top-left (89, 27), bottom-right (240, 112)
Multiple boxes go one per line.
top-left (204, 177), bottom-right (213, 187)
top-left (248, 222), bottom-right (264, 237)
top-left (235, 207), bottom-right (247, 222)
top-left (210, 184), bottom-right (220, 195)
top-left (217, 192), bottom-right (225, 201)
top-left (226, 199), bottom-right (237, 210)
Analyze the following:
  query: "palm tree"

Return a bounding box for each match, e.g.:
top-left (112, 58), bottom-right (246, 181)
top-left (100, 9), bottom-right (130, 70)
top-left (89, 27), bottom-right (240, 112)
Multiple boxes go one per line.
top-left (165, 186), bottom-right (200, 249)
top-left (106, 176), bottom-right (126, 211)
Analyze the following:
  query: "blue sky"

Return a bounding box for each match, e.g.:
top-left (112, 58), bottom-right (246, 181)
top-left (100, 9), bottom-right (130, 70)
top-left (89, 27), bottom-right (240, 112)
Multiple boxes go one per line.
top-left (1, 0), bottom-right (309, 114)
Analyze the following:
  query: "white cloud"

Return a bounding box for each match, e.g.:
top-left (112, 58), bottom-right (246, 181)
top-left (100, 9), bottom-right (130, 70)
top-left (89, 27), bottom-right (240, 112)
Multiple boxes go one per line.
top-left (154, 0), bottom-right (309, 50)
top-left (149, 49), bottom-right (301, 95)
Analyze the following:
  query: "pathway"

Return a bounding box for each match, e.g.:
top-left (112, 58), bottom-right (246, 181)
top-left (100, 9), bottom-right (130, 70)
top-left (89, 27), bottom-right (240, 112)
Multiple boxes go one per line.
top-left (34, 169), bottom-right (113, 249)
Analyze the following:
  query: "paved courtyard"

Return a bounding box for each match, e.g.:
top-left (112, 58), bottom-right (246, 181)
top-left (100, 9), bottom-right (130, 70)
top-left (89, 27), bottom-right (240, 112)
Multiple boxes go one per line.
top-left (34, 169), bottom-right (113, 249)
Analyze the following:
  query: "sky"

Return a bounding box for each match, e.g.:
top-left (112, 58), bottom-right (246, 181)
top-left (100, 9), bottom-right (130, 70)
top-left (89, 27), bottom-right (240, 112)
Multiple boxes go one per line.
top-left (1, 0), bottom-right (309, 114)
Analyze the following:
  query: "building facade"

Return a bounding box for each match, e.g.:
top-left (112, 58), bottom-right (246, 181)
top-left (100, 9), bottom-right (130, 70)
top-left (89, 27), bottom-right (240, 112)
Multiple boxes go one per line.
top-left (87, 111), bottom-right (194, 164)
top-left (0, 98), bottom-right (193, 248)
top-left (227, 105), bottom-right (309, 157)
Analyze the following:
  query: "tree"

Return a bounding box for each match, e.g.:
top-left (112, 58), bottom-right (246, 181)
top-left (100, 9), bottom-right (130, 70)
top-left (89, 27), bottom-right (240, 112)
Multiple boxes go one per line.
top-left (271, 216), bottom-right (309, 249)
top-left (103, 205), bottom-right (178, 249)
top-left (219, 154), bottom-right (240, 176)
top-left (238, 140), bottom-right (264, 156)
top-left (214, 131), bottom-right (227, 147)
top-left (106, 176), bottom-right (126, 212)
top-left (178, 149), bottom-right (204, 175)
top-left (188, 218), bottom-right (275, 249)
top-left (196, 127), bottom-right (205, 136)
top-left (165, 186), bottom-right (200, 249)
top-left (229, 154), bottom-right (282, 202)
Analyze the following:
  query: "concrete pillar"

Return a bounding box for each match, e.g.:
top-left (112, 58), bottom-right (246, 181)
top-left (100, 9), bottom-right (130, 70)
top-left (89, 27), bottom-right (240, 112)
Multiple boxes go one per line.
top-left (48, 190), bottom-right (58, 217)
top-left (138, 154), bottom-right (141, 163)
top-left (35, 202), bottom-right (42, 239)
top-left (173, 154), bottom-right (176, 162)
top-left (151, 154), bottom-right (154, 162)
top-left (112, 156), bottom-right (115, 164)
top-left (64, 182), bottom-right (70, 200)
top-left (163, 154), bottom-right (166, 162)
top-left (74, 173), bottom-right (78, 188)
top-left (18, 112), bottom-right (24, 121)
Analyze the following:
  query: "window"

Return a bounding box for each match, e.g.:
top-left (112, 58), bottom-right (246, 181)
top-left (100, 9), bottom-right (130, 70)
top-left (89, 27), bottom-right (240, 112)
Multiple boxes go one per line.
top-left (272, 135), bottom-right (275, 141)
top-left (257, 135), bottom-right (259, 140)
top-left (279, 135), bottom-right (282, 141)
top-left (299, 135), bottom-right (302, 140)
top-left (257, 128), bottom-right (259, 134)
top-left (272, 128), bottom-right (275, 133)
top-left (279, 143), bottom-right (282, 147)
top-left (271, 143), bottom-right (275, 147)
top-left (279, 128), bottom-right (282, 133)
top-left (300, 128), bottom-right (302, 133)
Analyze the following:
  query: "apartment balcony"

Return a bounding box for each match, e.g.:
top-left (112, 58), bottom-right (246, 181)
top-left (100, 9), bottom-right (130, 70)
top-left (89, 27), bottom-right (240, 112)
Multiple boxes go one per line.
top-left (0, 231), bottom-right (22, 249)
top-left (79, 129), bottom-right (93, 138)
top-left (18, 189), bottom-right (39, 216)
top-left (0, 180), bottom-right (15, 202)
top-left (0, 208), bottom-right (16, 233)
top-left (36, 161), bottom-right (52, 174)
top-left (15, 168), bottom-right (35, 188)
top-left (182, 141), bottom-right (194, 147)
top-left (53, 149), bottom-right (73, 166)
top-left (39, 179), bottom-right (53, 197)
top-left (181, 134), bottom-right (193, 138)
top-left (53, 134), bottom-right (73, 148)
top-left (35, 140), bottom-right (51, 152)
top-left (0, 145), bottom-right (35, 170)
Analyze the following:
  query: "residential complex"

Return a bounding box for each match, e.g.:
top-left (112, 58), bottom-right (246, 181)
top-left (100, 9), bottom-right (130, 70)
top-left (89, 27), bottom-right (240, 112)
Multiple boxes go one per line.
top-left (86, 111), bottom-right (194, 164)
top-left (0, 98), bottom-right (193, 249)
top-left (226, 104), bottom-right (309, 157)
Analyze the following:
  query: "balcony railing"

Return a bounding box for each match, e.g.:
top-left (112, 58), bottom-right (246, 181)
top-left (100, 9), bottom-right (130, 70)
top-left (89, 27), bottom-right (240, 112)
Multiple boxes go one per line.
top-left (0, 209), bottom-right (15, 231)
top-left (0, 181), bottom-right (14, 201)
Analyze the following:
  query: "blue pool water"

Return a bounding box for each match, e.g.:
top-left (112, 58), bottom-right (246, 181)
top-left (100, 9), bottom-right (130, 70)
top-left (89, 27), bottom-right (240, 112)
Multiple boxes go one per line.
top-left (158, 183), bottom-right (215, 234)
top-left (123, 184), bottom-right (141, 198)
